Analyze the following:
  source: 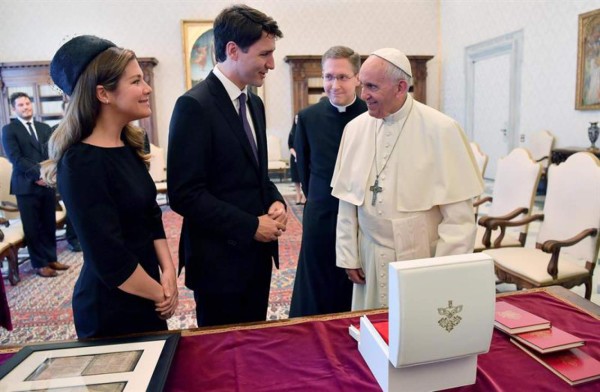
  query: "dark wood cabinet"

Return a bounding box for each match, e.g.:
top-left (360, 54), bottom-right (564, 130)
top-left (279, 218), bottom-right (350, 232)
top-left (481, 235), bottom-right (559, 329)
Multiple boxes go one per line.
top-left (551, 147), bottom-right (600, 164)
top-left (0, 57), bottom-right (159, 152)
top-left (283, 55), bottom-right (433, 116)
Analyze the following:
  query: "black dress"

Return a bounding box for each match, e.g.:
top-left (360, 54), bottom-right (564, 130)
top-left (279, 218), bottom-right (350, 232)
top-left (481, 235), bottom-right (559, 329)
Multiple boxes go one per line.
top-left (289, 98), bottom-right (367, 317)
top-left (58, 142), bottom-right (167, 338)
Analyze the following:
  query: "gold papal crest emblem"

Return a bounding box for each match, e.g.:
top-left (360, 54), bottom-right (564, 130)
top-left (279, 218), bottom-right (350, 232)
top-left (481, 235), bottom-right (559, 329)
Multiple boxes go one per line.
top-left (438, 300), bottom-right (463, 332)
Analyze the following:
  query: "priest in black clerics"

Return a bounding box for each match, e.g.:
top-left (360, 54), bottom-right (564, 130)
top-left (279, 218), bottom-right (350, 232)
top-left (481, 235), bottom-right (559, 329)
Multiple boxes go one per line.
top-left (289, 46), bottom-right (367, 317)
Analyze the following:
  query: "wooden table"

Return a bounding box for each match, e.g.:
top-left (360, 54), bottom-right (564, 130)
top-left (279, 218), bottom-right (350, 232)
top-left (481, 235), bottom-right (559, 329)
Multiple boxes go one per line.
top-left (2, 287), bottom-right (599, 391)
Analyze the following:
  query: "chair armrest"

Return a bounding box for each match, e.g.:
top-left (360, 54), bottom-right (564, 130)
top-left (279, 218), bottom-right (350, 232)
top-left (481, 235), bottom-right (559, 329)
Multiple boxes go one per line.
top-left (541, 228), bottom-right (598, 279)
top-left (484, 214), bottom-right (544, 248)
top-left (478, 207), bottom-right (529, 228)
top-left (541, 228), bottom-right (598, 253)
top-left (0, 201), bottom-right (19, 212)
top-left (477, 207), bottom-right (529, 249)
top-left (473, 196), bottom-right (492, 208)
top-left (487, 213), bottom-right (544, 230)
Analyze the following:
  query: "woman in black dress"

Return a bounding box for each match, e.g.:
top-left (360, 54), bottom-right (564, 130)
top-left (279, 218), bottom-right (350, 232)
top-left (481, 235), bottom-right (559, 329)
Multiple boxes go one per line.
top-left (42, 36), bottom-right (178, 338)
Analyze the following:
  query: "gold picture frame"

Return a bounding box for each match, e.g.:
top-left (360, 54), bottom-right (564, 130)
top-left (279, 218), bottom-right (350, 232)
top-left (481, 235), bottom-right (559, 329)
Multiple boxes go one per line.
top-left (181, 20), bottom-right (216, 90)
top-left (576, 8), bottom-right (600, 110)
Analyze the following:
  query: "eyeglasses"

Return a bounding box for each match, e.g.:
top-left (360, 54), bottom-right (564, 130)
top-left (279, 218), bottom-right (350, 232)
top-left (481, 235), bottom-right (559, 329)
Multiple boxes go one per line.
top-left (322, 74), bottom-right (355, 83)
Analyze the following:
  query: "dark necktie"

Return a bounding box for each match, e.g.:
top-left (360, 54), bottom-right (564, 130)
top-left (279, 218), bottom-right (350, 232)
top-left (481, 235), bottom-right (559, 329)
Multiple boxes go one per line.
top-left (26, 122), bottom-right (38, 142)
top-left (238, 93), bottom-right (258, 163)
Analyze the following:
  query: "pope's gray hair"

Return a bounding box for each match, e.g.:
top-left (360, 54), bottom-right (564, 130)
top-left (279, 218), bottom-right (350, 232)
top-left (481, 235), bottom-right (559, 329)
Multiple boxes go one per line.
top-left (383, 61), bottom-right (413, 88)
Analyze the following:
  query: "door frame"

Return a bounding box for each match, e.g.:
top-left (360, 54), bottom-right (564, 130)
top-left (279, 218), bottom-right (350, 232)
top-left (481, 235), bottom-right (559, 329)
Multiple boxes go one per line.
top-left (465, 30), bottom-right (523, 150)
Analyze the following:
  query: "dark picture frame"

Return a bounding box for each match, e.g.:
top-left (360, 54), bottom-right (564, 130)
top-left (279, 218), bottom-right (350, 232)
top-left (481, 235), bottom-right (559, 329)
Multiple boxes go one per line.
top-left (0, 333), bottom-right (179, 391)
top-left (576, 8), bottom-right (600, 110)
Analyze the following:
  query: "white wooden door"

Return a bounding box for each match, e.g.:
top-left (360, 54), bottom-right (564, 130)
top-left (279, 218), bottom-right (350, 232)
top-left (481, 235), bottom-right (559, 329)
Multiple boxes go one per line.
top-left (472, 54), bottom-right (511, 180)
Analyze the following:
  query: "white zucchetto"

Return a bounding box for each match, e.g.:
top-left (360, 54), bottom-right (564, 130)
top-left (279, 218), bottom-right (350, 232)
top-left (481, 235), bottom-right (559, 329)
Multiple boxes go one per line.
top-left (371, 48), bottom-right (412, 78)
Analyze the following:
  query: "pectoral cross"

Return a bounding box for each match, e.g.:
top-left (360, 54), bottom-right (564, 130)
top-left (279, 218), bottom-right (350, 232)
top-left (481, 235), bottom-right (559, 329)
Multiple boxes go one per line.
top-left (369, 177), bottom-right (382, 206)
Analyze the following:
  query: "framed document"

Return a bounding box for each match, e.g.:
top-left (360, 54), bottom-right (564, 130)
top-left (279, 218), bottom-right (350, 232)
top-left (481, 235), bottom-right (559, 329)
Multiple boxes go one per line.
top-left (0, 333), bottom-right (179, 391)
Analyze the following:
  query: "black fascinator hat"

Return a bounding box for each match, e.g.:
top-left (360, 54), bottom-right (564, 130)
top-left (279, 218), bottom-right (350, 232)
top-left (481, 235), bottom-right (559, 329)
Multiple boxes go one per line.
top-left (50, 35), bottom-right (116, 95)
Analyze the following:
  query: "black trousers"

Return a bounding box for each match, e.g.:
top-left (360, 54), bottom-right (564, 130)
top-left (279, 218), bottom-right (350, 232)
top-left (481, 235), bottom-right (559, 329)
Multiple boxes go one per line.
top-left (193, 260), bottom-right (273, 327)
top-left (16, 190), bottom-right (57, 268)
top-left (65, 216), bottom-right (78, 244)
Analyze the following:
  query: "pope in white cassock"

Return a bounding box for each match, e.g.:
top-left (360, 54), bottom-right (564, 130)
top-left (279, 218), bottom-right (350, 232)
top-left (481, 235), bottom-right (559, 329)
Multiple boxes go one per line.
top-left (331, 48), bottom-right (483, 311)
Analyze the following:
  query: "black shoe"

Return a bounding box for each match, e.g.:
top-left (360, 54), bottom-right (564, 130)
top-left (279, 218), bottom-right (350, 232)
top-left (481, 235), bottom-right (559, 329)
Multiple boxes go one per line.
top-left (67, 241), bottom-right (82, 252)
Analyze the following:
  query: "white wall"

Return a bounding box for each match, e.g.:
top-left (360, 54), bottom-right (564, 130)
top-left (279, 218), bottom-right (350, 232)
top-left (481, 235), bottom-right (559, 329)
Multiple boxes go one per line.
top-left (0, 0), bottom-right (440, 156)
top-left (441, 0), bottom-right (600, 149)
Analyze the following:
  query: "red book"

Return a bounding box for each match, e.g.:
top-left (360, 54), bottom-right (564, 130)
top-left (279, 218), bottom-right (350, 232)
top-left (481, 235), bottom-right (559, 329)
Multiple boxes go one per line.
top-left (512, 326), bottom-right (584, 354)
top-left (348, 320), bottom-right (389, 343)
top-left (494, 301), bottom-right (550, 334)
top-left (512, 340), bottom-right (600, 385)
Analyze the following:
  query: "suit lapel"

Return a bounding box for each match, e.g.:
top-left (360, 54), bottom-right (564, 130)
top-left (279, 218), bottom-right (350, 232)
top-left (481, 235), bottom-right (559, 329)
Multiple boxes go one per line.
top-left (207, 73), bottom-right (259, 171)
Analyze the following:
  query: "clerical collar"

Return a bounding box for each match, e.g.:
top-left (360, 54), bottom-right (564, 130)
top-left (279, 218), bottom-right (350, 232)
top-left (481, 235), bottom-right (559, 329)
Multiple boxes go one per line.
top-left (382, 94), bottom-right (413, 124)
top-left (330, 96), bottom-right (357, 113)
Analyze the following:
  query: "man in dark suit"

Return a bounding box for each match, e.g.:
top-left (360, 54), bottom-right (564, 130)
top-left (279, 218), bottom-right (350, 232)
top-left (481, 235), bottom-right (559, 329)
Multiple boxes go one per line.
top-left (168, 5), bottom-right (287, 327)
top-left (1, 92), bottom-right (69, 277)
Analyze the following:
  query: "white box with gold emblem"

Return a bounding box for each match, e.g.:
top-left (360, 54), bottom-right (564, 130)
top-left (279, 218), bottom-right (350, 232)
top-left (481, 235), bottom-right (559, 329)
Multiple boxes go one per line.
top-left (358, 253), bottom-right (495, 392)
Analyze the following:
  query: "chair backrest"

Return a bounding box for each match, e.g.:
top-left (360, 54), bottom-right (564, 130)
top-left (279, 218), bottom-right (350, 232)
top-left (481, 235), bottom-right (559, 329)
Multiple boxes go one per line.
top-left (0, 157), bottom-right (19, 220)
top-left (527, 130), bottom-right (555, 169)
top-left (267, 134), bottom-right (282, 161)
top-left (537, 152), bottom-right (600, 262)
top-left (488, 148), bottom-right (542, 228)
top-left (148, 143), bottom-right (167, 182)
top-left (470, 142), bottom-right (488, 178)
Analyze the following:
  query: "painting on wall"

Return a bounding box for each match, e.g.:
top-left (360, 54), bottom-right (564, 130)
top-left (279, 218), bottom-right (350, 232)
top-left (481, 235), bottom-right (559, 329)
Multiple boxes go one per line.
top-left (181, 20), bottom-right (215, 90)
top-left (576, 8), bottom-right (600, 110)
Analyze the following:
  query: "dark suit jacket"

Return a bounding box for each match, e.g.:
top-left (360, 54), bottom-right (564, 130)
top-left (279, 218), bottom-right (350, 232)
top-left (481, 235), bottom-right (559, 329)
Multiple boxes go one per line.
top-left (1, 119), bottom-right (52, 195)
top-left (167, 71), bottom-right (284, 293)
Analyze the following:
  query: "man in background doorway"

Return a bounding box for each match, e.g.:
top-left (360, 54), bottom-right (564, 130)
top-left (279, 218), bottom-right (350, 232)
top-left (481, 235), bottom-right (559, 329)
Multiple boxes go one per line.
top-left (289, 46), bottom-right (367, 317)
top-left (168, 4), bottom-right (287, 326)
top-left (332, 48), bottom-right (482, 310)
top-left (1, 92), bottom-right (69, 277)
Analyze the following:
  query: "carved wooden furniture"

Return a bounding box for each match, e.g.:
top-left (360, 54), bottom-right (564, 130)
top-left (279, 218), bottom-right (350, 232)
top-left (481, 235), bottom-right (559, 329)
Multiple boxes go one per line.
top-left (527, 130), bottom-right (555, 170)
top-left (284, 55), bottom-right (433, 115)
top-left (485, 152), bottom-right (600, 299)
top-left (0, 157), bottom-right (25, 285)
top-left (0, 58), bottom-right (159, 151)
top-left (474, 148), bottom-right (542, 251)
top-left (551, 146), bottom-right (600, 165)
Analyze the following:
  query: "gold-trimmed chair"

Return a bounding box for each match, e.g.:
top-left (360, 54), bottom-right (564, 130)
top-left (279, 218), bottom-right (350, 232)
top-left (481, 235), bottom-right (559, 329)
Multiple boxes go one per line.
top-left (475, 148), bottom-right (542, 251)
top-left (267, 134), bottom-right (289, 182)
top-left (527, 130), bottom-right (555, 172)
top-left (470, 142), bottom-right (489, 179)
top-left (0, 157), bottom-right (25, 285)
top-left (470, 142), bottom-right (489, 218)
top-left (149, 143), bottom-right (168, 203)
top-left (485, 152), bottom-right (600, 299)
